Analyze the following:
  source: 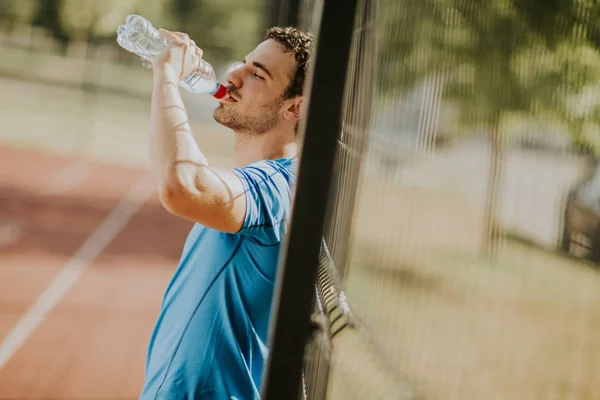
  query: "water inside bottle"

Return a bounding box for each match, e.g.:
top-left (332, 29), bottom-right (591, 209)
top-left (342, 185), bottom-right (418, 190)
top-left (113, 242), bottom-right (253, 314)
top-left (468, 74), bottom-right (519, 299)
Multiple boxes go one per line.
top-left (181, 73), bottom-right (220, 94)
top-left (117, 15), bottom-right (166, 62)
top-left (117, 14), bottom-right (227, 98)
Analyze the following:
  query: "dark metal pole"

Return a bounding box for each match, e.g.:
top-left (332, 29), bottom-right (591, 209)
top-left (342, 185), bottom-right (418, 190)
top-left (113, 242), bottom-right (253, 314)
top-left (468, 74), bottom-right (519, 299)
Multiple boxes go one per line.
top-left (268, 0), bottom-right (282, 28)
top-left (261, 0), bottom-right (359, 398)
top-left (268, 0), bottom-right (301, 27)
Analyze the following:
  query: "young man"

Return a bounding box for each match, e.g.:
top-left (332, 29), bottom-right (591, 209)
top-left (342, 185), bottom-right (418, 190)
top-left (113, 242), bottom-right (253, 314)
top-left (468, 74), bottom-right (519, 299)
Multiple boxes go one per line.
top-left (140, 26), bottom-right (314, 400)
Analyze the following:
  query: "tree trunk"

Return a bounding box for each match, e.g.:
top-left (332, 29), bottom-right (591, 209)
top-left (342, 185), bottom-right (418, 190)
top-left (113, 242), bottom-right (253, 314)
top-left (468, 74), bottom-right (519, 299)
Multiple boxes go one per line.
top-left (482, 115), bottom-right (503, 257)
top-left (32, 0), bottom-right (69, 48)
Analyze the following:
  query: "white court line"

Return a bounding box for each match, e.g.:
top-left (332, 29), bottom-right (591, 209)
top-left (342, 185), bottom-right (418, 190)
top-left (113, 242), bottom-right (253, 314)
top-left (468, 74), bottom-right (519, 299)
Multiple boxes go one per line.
top-left (0, 176), bottom-right (154, 371)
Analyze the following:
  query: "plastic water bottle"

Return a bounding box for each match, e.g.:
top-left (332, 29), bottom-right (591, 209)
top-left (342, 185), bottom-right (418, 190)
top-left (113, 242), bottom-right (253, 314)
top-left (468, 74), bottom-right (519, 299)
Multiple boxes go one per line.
top-left (117, 14), bottom-right (228, 99)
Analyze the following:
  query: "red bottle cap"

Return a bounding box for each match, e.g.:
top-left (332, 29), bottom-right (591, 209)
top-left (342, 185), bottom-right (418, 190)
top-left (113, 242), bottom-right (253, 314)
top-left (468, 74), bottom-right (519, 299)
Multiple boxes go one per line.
top-left (212, 84), bottom-right (228, 99)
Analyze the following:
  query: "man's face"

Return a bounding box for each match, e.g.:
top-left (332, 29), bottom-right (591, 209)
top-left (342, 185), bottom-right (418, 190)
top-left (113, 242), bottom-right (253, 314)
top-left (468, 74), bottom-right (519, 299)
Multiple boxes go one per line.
top-left (213, 39), bottom-right (297, 134)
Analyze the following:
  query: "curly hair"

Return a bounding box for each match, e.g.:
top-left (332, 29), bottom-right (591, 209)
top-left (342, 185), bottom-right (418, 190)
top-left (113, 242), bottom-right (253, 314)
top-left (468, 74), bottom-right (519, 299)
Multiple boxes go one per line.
top-left (265, 27), bottom-right (315, 99)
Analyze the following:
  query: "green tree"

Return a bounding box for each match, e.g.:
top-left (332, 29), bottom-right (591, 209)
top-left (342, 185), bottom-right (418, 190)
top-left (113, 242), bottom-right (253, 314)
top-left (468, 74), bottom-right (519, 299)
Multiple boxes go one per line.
top-left (170, 0), bottom-right (200, 33)
top-left (379, 0), bottom-right (600, 254)
top-left (167, 0), bottom-right (266, 66)
top-left (60, 0), bottom-right (145, 39)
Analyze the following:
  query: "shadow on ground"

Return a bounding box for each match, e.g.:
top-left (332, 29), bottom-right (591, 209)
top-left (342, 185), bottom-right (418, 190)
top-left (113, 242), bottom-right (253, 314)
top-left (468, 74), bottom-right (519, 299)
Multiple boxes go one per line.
top-left (0, 184), bottom-right (192, 261)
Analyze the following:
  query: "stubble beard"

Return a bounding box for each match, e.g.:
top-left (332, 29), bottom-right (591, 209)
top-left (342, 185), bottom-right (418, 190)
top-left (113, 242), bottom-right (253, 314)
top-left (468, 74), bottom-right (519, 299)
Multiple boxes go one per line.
top-left (213, 100), bottom-right (282, 136)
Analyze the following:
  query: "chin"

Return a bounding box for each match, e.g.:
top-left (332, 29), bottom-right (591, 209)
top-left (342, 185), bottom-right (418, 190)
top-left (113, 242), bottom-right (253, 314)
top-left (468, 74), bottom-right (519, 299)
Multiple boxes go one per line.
top-left (213, 108), bottom-right (238, 130)
top-left (213, 106), bottom-right (225, 124)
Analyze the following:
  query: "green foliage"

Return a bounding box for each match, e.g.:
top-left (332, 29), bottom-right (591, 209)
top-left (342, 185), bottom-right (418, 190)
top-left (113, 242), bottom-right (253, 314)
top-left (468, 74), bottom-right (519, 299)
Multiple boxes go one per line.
top-left (0, 0), bottom-right (36, 23)
top-left (32, 0), bottom-right (69, 44)
top-left (379, 0), bottom-right (600, 154)
top-left (60, 0), bottom-right (138, 38)
top-left (1, 0), bottom-right (266, 67)
top-left (164, 0), bottom-right (266, 65)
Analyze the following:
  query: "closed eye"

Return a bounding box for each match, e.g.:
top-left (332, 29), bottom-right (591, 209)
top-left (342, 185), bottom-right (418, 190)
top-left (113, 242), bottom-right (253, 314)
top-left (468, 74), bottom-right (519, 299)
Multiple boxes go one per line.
top-left (243, 57), bottom-right (273, 81)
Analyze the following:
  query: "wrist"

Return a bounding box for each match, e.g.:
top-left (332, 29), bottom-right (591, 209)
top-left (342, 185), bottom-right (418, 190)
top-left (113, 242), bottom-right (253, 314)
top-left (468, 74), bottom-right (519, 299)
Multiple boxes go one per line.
top-left (153, 63), bottom-right (180, 83)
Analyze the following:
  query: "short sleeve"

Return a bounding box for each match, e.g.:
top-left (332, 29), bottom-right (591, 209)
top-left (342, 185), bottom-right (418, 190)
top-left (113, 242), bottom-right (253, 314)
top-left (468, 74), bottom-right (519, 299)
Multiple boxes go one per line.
top-left (233, 159), bottom-right (295, 246)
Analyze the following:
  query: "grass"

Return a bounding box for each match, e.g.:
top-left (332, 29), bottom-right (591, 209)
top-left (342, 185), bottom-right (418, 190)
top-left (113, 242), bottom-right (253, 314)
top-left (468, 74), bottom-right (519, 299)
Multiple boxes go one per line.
top-left (333, 167), bottom-right (600, 400)
top-left (0, 45), bottom-right (152, 97)
top-left (0, 76), bottom-right (234, 168)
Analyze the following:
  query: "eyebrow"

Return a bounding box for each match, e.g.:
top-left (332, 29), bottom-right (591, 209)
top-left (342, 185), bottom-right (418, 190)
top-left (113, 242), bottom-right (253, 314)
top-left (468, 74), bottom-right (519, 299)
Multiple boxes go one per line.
top-left (243, 58), bottom-right (273, 79)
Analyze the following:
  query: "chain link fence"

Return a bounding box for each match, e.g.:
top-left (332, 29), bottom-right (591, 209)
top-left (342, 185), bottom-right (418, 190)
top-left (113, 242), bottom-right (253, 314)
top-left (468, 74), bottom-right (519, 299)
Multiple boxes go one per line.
top-left (296, 0), bottom-right (600, 399)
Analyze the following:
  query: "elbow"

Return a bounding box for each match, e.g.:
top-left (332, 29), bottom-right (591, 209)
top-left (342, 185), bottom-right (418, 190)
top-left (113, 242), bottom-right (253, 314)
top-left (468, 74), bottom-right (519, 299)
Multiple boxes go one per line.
top-left (157, 180), bottom-right (188, 217)
top-left (156, 165), bottom-right (212, 218)
top-left (157, 175), bottom-right (206, 219)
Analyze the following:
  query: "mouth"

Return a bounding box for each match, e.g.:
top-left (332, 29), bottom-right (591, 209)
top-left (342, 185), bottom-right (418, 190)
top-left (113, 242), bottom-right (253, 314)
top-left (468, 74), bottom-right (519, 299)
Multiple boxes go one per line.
top-left (221, 91), bottom-right (239, 103)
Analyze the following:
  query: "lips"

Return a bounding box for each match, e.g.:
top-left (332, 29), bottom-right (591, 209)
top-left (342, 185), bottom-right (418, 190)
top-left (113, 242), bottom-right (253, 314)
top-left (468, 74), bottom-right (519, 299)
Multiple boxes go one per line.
top-left (221, 95), bottom-right (237, 103)
top-left (218, 87), bottom-right (239, 103)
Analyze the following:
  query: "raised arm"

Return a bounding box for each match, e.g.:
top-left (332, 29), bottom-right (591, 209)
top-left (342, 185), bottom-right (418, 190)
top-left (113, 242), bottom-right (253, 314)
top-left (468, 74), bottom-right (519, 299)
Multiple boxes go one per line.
top-left (149, 29), bottom-right (246, 233)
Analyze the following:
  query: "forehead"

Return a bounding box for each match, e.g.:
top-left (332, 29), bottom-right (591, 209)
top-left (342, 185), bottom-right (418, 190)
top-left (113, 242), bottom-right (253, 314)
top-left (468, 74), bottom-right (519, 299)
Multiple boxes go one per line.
top-left (247, 39), bottom-right (297, 83)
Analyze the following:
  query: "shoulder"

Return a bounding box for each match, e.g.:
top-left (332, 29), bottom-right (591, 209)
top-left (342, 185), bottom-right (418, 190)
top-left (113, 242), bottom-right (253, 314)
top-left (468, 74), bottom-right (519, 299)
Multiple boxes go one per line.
top-left (238, 158), bottom-right (296, 177)
top-left (234, 158), bottom-right (296, 189)
top-left (232, 158), bottom-right (296, 244)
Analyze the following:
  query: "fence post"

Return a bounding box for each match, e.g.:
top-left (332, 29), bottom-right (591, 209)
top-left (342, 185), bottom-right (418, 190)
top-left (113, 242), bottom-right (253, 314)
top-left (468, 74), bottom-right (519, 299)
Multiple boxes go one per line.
top-left (261, 0), bottom-right (359, 398)
top-left (269, 0), bottom-right (301, 27)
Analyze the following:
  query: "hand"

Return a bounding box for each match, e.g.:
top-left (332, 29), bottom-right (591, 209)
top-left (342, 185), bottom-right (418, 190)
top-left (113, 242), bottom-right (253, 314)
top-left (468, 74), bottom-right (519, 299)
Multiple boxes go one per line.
top-left (154, 29), bottom-right (203, 81)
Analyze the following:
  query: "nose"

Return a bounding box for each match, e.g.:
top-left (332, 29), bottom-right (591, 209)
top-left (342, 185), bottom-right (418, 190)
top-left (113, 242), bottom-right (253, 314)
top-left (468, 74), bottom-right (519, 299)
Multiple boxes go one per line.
top-left (225, 62), bottom-right (245, 89)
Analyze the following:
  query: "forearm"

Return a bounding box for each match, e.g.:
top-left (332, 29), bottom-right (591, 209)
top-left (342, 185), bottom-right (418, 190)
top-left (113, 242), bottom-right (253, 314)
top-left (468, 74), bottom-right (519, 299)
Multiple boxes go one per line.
top-left (149, 67), bottom-right (209, 197)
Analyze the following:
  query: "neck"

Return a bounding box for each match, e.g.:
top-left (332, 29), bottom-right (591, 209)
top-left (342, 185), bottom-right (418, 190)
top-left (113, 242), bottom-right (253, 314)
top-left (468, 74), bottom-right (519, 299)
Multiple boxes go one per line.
top-left (233, 126), bottom-right (298, 167)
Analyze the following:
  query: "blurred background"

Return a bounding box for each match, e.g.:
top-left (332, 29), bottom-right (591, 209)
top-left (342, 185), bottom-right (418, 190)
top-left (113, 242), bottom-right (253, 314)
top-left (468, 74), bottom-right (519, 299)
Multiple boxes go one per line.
top-left (0, 0), bottom-right (269, 164)
top-left (0, 0), bottom-right (261, 398)
top-left (298, 0), bottom-right (600, 399)
top-left (1, 0), bottom-right (600, 399)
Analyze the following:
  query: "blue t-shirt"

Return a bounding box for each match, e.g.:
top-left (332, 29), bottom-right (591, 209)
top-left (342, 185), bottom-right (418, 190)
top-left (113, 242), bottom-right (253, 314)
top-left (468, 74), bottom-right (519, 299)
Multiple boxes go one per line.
top-left (141, 158), bottom-right (295, 400)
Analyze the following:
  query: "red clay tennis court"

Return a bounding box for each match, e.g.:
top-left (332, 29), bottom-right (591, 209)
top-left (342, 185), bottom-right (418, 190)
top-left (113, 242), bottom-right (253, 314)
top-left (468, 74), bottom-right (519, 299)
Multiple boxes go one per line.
top-left (0, 144), bottom-right (192, 399)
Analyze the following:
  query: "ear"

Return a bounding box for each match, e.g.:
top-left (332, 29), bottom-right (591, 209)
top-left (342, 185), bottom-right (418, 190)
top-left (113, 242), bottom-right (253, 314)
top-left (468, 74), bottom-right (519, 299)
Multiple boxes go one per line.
top-left (282, 96), bottom-right (304, 122)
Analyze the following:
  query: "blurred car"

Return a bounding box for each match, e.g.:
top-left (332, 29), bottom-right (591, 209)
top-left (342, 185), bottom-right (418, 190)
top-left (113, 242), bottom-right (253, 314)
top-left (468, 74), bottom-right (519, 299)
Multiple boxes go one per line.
top-left (561, 162), bottom-right (600, 262)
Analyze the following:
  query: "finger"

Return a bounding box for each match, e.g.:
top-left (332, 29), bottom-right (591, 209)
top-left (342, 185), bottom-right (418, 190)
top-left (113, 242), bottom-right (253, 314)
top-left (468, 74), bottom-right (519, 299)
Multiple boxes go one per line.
top-left (158, 28), bottom-right (167, 40)
top-left (189, 46), bottom-right (201, 71)
top-left (186, 39), bottom-right (203, 60)
top-left (172, 32), bottom-right (190, 44)
top-left (158, 28), bottom-right (180, 44)
top-left (194, 45), bottom-right (203, 60)
top-left (158, 28), bottom-right (172, 39)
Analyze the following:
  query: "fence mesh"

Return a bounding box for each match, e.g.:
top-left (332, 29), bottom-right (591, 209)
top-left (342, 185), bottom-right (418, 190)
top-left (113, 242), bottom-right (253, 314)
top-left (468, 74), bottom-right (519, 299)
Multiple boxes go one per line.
top-left (299, 0), bottom-right (600, 399)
